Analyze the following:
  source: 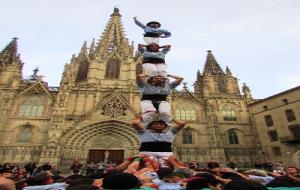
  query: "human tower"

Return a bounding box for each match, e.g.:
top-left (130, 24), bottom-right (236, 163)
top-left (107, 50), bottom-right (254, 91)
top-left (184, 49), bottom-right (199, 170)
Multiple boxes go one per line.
top-left (131, 17), bottom-right (186, 169)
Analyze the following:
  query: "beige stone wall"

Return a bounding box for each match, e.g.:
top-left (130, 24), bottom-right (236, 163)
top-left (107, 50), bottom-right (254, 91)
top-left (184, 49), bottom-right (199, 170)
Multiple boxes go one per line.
top-left (249, 87), bottom-right (300, 167)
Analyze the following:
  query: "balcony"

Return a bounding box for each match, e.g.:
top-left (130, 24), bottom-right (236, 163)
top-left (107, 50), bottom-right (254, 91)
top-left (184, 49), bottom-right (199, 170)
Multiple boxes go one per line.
top-left (280, 136), bottom-right (300, 144)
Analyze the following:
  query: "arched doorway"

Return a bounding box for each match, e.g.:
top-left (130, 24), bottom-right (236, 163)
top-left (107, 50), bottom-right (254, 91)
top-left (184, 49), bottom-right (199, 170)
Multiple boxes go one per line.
top-left (59, 120), bottom-right (140, 172)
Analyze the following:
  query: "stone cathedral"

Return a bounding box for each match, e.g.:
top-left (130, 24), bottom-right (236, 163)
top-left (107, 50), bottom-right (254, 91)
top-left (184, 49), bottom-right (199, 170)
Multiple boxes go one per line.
top-left (0, 8), bottom-right (259, 170)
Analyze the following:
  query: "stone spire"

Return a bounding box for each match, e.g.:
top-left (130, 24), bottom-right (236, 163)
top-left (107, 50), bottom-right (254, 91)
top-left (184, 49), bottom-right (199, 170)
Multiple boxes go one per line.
top-left (0, 37), bottom-right (21, 65)
top-left (225, 66), bottom-right (232, 76)
top-left (203, 50), bottom-right (224, 75)
top-left (89, 38), bottom-right (96, 57)
top-left (94, 8), bottom-right (133, 58)
top-left (78, 41), bottom-right (88, 58)
top-left (196, 70), bottom-right (202, 80)
top-left (242, 82), bottom-right (252, 99)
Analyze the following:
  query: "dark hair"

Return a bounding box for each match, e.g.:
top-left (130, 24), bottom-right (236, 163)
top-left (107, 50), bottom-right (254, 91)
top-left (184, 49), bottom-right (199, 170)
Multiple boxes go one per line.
top-left (102, 173), bottom-right (141, 189)
top-left (207, 161), bottom-right (219, 169)
top-left (66, 184), bottom-right (99, 190)
top-left (186, 178), bottom-right (208, 190)
top-left (173, 168), bottom-right (193, 178)
top-left (146, 21), bottom-right (161, 27)
top-left (224, 180), bottom-right (267, 190)
top-left (266, 176), bottom-right (300, 187)
top-left (26, 173), bottom-right (50, 186)
top-left (157, 167), bottom-right (174, 180)
top-left (64, 175), bottom-right (93, 186)
top-left (148, 120), bottom-right (167, 129)
top-left (186, 177), bottom-right (222, 190)
top-left (220, 172), bottom-right (245, 181)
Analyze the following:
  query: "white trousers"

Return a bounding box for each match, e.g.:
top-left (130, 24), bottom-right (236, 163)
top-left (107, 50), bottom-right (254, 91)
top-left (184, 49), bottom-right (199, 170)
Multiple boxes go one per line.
top-left (143, 37), bottom-right (160, 45)
top-left (140, 151), bottom-right (173, 168)
top-left (140, 100), bottom-right (172, 126)
top-left (142, 63), bottom-right (167, 78)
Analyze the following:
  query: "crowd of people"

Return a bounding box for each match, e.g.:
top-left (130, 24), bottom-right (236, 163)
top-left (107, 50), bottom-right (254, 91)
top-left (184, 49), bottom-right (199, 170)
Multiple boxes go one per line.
top-left (0, 159), bottom-right (300, 190)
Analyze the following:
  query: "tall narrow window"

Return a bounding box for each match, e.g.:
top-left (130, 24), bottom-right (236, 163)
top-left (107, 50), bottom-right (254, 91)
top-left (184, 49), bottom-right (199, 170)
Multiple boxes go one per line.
top-left (264, 115), bottom-right (274, 127)
top-left (286, 109), bottom-right (296, 122)
top-left (18, 99), bottom-right (44, 117)
top-left (223, 105), bottom-right (237, 121)
top-left (217, 76), bottom-right (227, 93)
top-left (18, 126), bottom-right (33, 142)
top-left (105, 59), bottom-right (120, 79)
top-left (268, 130), bottom-right (278, 142)
top-left (228, 129), bottom-right (239, 144)
top-left (289, 124), bottom-right (300, 139)
top-left (183, 128), bottom-right (193, 144)
top-left (272, 147), bottom-right (282, 156)
top-left (175, 108), bottom-right (196, 121)
top-left (76, 60), bottom-right (89, 81)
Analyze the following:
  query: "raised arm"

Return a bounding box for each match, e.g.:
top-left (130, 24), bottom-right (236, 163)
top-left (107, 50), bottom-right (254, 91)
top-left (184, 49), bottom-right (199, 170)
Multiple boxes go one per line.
top-left (158, 29), bottom-right (171, 38)
top-left (172, 119), bottom-right (186, 131)
top-left (138, 44), bottom-right (146, 54)
top-left (167, 74), bottom-right (184, 84)
top-left (160, 45), bottom-right (171, 54)
top-left (132, 117), bottom-right (145, 131)
top-left (133, 17), bottom-right (145, 29)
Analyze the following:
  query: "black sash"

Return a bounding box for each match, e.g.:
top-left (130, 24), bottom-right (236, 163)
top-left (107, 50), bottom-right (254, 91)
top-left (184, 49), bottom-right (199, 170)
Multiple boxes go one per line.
top-left (140, 142), bottom-right (172, 152)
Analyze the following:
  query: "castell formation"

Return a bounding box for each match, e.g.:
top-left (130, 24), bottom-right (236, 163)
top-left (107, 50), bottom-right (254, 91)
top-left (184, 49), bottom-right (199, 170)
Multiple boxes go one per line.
top-left (131, 16), bottom-right (187, 169)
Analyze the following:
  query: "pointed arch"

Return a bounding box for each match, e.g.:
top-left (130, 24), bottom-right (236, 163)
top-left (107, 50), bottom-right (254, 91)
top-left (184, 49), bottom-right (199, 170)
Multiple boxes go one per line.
top-left (18, 97), bottom-right (45, 117)
top-left (228, 129), bottom-right (239, 144)
top-left (175, 104), bottom-right (197, 121)
top-left (217, 75), bottom-right (227, 93)
top-left (182, 128), bottom-right (193, 144)
top-left (76, 60), bottom-right (89, 81)
top-left (18, 125), bottom-right (33, 143)
top-left (222, 104), bottom-right (237, 121)
top-left (105, 59), bottom-right (120, 79)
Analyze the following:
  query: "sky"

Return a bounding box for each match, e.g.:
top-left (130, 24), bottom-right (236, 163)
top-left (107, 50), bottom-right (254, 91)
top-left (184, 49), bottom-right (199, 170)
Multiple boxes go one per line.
top-left (1, 0), bottom-right (300, 99)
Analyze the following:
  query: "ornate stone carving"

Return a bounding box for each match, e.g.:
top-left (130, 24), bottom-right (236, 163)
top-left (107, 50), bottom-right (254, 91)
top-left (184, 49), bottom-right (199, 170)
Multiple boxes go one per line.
top-left (100, 95), bottom-right (127, 117)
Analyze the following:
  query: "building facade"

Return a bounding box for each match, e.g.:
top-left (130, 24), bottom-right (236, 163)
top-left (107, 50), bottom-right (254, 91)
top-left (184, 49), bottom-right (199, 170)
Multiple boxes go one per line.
top-left (249, 86), bottom-right (300, 167)
top-left (0, 8), bottom-right (260, 170)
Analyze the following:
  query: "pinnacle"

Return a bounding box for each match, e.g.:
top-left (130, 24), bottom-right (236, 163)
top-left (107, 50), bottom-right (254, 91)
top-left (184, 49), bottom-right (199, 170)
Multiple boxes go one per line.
top-left (203, 50), bottom-right (224, 75)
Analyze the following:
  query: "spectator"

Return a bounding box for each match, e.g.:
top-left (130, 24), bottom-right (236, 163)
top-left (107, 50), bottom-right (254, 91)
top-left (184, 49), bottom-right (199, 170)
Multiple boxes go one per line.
top-left (24, 162), bottom-right (36, 176)
top-left (0, 177), bottom-right (16, 190)
top-left (102, 172), bottom-right (141, 189)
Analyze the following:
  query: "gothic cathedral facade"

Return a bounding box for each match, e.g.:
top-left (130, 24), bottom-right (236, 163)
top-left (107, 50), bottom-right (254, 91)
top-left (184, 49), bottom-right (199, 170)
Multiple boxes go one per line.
top-left (0, 9), bottom-right (259, 170)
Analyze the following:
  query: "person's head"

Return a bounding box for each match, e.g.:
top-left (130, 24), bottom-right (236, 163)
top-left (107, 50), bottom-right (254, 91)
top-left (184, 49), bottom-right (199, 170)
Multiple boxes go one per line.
top-left (66, 184), bottom-right (99, 190)
top-left (64, 175), bottom-right (93, 185)
top-left (157, 168), bottom-right (174, 180)
top-left (173, 168), bottom-right (193, 179)
top-left (207, 161), bottom-right (219, 169)
top-left (147, 75), bottom-right (166, 86)
top-left (102, 173), bottom-right (141, 189)
top-left (146, 43), bottom-right (160, 52)
top-left (186, 177), bottom-right (223, 190)
top-left (0, 177), bottom-right (15, 190)
top-left (146, 21), bottom-right (161, 29)
top-left (148, 120), bottom-right (167, 132)
top-left (0, 171), bottom-right (12, 179)
top-left (287, 166), bottom-right (298, 176)
top-left (26, 173), bottom-right (53, 186)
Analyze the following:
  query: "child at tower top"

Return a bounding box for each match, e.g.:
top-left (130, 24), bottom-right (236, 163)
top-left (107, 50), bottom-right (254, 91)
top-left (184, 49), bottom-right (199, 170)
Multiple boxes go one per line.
top-left (134, 17), bottom-right (171, 44)
top-left (138, 43), bottom-right (171, 78)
